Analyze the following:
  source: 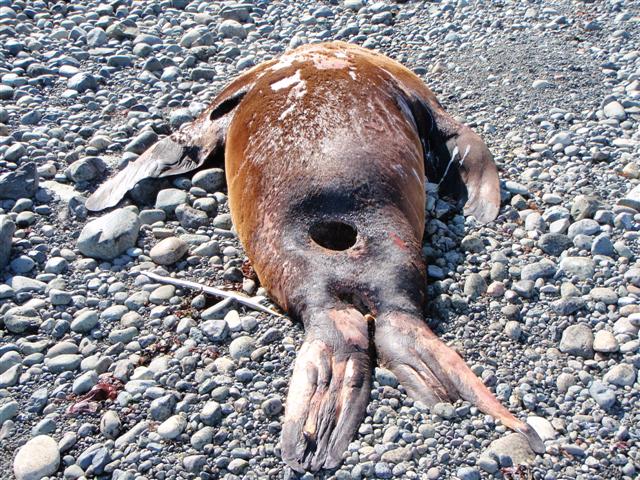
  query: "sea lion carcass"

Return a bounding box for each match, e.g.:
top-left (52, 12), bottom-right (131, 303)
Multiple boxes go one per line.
top-left (86, 41), bottom-right (543, 472)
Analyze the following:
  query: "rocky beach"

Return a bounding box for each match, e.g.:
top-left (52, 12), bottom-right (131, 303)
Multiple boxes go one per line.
top-left (0, 0), bottom-right (639, 479)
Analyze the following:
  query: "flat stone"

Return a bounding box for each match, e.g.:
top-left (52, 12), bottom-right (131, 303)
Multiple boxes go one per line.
top-left (375, 367), bottom-right (399, 388)
top-left (571, 195), bottom-right (602, 220)
top-left (589, 287), bottom-right (617, 305)
top-left (176, 205), bottom-right (209, 229)
top-left (619, 184), bottom-right (640, 211)
top-left (139, 209), bottom-right (166, 225)
top-left (77, 209), bottom-right (141, 260)
top-left (0, 350), bottom-right (22, 373)
top-left (559, 257), bottom-right (595, 280)
top-left (551, 297), bottom-right (586, 315)
top-left (46, 354), bottom-right (82, 373)
top-left (591, 234), bottom-right (616, 257)
top-left (538, 233), bottom-right (571, 256)
top-left (227, 459), bottom-right (248, 474)
top-left (229, 336), bottom-right (254, 360)
top-left (13, 435), bottom-right (60, 480)
top-left (381, 446), bottom-right (413, 463)
top-left (483, 433), bottom-right (534, 466)
top-left (7, 276), bottom-right (46, 293)
top-left (456, 467), bottom-right (480, 480)
top-left (71, 310), bottom-right (100, 333)
top-left (65, 157), bottom-right (106, 183)
top-left (0, 215), bottom-right (15, 269)
top-left (192, 168), bottom-right (225, 193)
top-left (4, 143), bottom-right (25, 162)
top-left (100, 411), bottom-right (121, 439)
top-left (150, 237), bottom-right (189, 265)
top-left (149, 285), bottom-right (175, 304)
top-left (4, 307), bottom-right (42, 334)
top-left (0, 163), bottom-right (38, 200)
top-left (114, 421), bottom-right (148, 449)
top-left (464, 273), bottom-right (486, 299)
top-left (191, 426), bottom-right (214, 450)
top-left (73, 371), bottom-right (98, 395)
top-left (68, 72), bottom-right (98, 92)
top-left (521, 259), bottom-right (556, 281)
top-left (0, 398), bottom-right (19, 424)
top-left (559, 324), bottom-right (594, 358)
top-left (200, 401), bottom-right (222, 426)
top-left (157, 414), bottom-right (187, 440)
top-left (155, 189), bottom-right (188, 215)
top-left (0, 364), bottom-right (21, 388)
top-left (219, 19), bottom-right (246, 39)
top-left (183, 454), bottom-right (206, 473)
top-left (201, 320), bottom-right (229, 342)
top-left (603, 364), bottom-right (636, 387)
top-left (603, 100), bottom-right (626, 120)
top-left (527, 416), bottom-right (556, 441)
top-left (589, 380), bottom-right (616, 410)
top-left (150, 395), bottom-right (177, 422)
top-left (567, 219), bottom-right (600, 239)
top-left (593, 330), bottom-right (619, 353)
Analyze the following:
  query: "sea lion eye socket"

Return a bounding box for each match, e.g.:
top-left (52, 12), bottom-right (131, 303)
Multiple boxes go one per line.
top-left (309, 221), bottom-right (357, 251)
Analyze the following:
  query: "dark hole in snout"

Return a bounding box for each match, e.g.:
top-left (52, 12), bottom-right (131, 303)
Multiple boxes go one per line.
top-left (309, 221), bottom-right (357, 251)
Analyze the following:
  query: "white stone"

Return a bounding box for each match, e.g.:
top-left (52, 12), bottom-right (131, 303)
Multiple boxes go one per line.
top-left (13, 435), bottom-right (60, 480)
top-left (603, 101), bottom-right (626, 120)
top-left (527, 416), bottom-right (556, 442)
top-left (150, 237), bottom-right (189, 265)
top-left (157, 414), bottom-right (187, 440)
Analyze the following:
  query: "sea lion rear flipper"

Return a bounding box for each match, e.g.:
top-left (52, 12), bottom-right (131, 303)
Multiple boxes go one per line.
top-left (282, 308), bottom-right (372, 472)
top-left (374, 311), bottom-right (545, 454)
top-left (85, 88), bottom-right (250, 212)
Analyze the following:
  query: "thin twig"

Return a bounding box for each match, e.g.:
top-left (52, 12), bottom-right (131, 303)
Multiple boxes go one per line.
top-left (143, 270), bottom-right (282, 317)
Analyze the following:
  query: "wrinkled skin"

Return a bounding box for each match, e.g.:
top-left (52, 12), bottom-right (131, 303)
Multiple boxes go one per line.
top-left (85, 41), bottom-right (543, 472)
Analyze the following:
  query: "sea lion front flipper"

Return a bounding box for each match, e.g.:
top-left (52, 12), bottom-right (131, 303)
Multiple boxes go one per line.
top-left (374, 311), bottom-right (545, 454)
top-left (85, 87), bottom-right (250, 212)
top-left (281, 308), bottom-right (372, 472)
top-left (380, 59), bottom-right (500, 223)
top-left (443, 125), bottom-right (501, 224)
top-left (404, 93), bottom-right (501, 224)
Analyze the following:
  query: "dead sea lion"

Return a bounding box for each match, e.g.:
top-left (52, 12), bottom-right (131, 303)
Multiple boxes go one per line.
top-left (86, 41), bottom-right (543, 472)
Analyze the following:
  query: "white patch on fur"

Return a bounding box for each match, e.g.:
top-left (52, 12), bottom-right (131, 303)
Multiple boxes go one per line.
top-left (270, 57), bottom-right (294, 71)
top-left (271, 70), bottom-right (302, 91)
top-left (291, 79), bottom-right (306, 99)
top-left (412, 167), bottom-right (422, 185)
top-left (278, 103), bottom-right (296, 121)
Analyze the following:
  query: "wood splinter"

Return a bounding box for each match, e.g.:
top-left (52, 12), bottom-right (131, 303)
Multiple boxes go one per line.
top-left (142, 270), bottom-right (282, 317)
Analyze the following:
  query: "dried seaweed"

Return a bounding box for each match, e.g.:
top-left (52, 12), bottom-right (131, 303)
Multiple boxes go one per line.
top-left (67, 375), bottom-right (123, 415)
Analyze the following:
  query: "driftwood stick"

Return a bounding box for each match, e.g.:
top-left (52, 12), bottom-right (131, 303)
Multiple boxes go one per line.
top-left (143, 270), bottom-right (282, 317)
